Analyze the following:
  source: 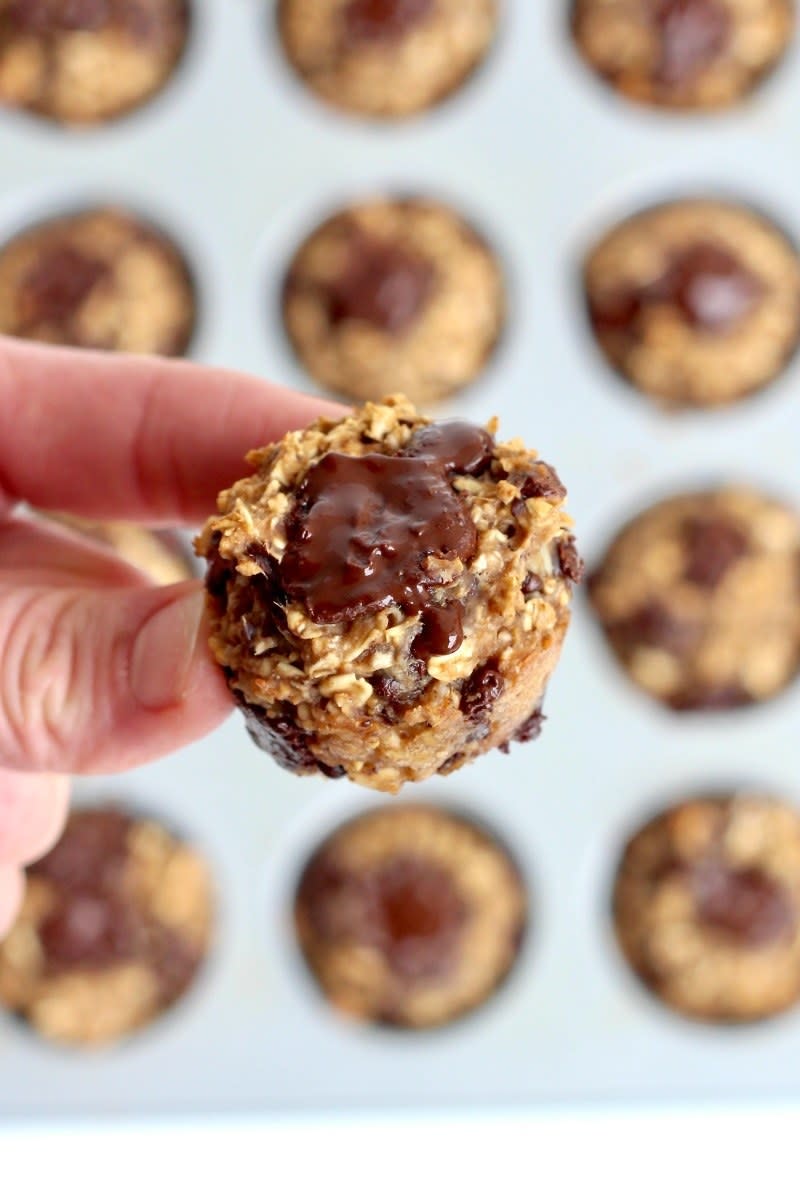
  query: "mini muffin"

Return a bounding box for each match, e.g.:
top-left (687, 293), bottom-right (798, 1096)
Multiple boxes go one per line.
top-left (571, 0), bottom-right (794, 111)
top-left (613, 792), bottom-right (800, 1022)
top-left (588, 486), bottom-right (800, 711)
top-left (584, 198), bottom-right (800, 410)
top-left (0, 0), bottom-right (191, 126)
top-left (0, 806), bottom-right (214, 1046)
top-left (277, 0), bottom-right (498, 119)
top-left (282, 197), bottom-right (505, 407)
top-left (294, 804), bottom-right (526, 1028)
top-left (0, 206), bottom-right (196, 355)
top-left (197, 395), bottom-right (580, 794)
top-left (36, 514), bottom-right (194, 585)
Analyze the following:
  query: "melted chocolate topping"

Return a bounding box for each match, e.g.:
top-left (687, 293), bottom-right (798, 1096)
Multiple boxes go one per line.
top-left (324, 233), bottom-right (435, 334)
top-left (279, 421), bottom-right (493, 625)
top-left (342, 0), bottom-right (435, 44)
top-left (18, 245), bottom-right (108, 331)
top-left (413, 602), bottom-right (465, 658)
top-left (590, 241), bottom-right (762, 338)
top-left (691, 861), bottom-right (795, 947)
top-left (683, 514), bottom-right (749, 589)
top-left (651, 0), bottom-right (732, 86)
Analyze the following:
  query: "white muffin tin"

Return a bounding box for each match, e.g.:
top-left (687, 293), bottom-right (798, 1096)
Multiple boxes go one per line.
top-left (3, 0), bottom-right (800, 1119)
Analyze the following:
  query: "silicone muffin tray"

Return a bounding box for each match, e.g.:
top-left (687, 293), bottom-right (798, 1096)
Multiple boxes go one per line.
top-left (3, 0), bottom-right (800, 1118)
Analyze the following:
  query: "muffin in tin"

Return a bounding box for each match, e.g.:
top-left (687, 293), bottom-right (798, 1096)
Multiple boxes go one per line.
top-left (282, 196), bottom-right (506, 408)
top-left (0, 0), bottom-right (191, 126)
top-left (571, 0), bottom-right (795, 112)
top-left (613, 791), bottom-right (800, 1022)
top-left (197, 395), bottom-right (580, 793)
top-left (0, 206), bottom-right (196, 356)
top-left (583, 198), bottom-right (800, 411)
top-left (0, 806), bottom-right (214, 1047)
top-left (588, 485), bottom-right (800, 711)
top-left (294, 804), bottom-right (527, 1029)
top-left (277, 0), bottom-right (499, 120)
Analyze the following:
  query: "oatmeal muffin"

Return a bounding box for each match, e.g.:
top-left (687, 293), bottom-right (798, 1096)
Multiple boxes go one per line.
top-left (294, 804), bottom-right (526, 1028)
top-left (36, 514), bottom-right (194, 585)
top-left (588, 486), bottom-right (800, 711)
top-left (0, 206), bottom-right (196, 355)
top-left (0, 0), bottom-right (190, 126)
top-left (197, 395), bottom-right (580, 794)
top-left (571, 0), bottom-right (794, 111)
top-left (277, 0), bottom-right (498, 119)
top-left (584, 198), bottom-right (800, 410)
top-left (0, 806), bottom-right (214, 1046)
top-left (282, 197), bottom-right (505, 407)
top-left (614, 792), bottom-right (800, 1022)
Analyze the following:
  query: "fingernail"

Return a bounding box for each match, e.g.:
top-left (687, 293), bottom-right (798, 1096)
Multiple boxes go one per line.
top-left (131, 588), bottom-right (206, 712)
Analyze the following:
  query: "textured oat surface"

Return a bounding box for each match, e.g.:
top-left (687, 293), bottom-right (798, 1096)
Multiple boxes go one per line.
top-left (572, 0), bottom-right (794, 110)
top-left (278, 0), bottom-right (498, 119)
top-left (614, 793), bottom-right (800, 1022)
top-left (294, 804), bottom-right (526, 1028)
top-left (197, 395), bottom-right (578, 793)
top-left (588, 486), bottom-right (800, 710)
top-left (283, 197), bottom-right (506, 408)
top-left (0, 0), bottom-right (190, 125)
top-left (584, 198), bottom-right (800, 410)
top-left (0, 206), bottom-right (196, 355)
top-left (0, 807), bottom-right (214, 1047)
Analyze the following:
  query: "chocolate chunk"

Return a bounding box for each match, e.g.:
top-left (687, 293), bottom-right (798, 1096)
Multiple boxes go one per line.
top-left (405, 421), bottom-right (495, 476)
top-left (691, 861), bottom-right (795, 947)
top-left (611, 601), bottom-right (700, 656)
top-left (18, 246), bottom-right (108, 331)
top-left (33, 809), bottom-right (132, 892)
top-left (521, 572), bottom-right (543, 597)
top-left (205, 535), bottom-right (233, 607)
top-left (659, 243), bottom-right (762, 332)
top-left (683, 514), bottom-right (749, 588)
top-left (280, 450), bottom-right (478, 624)
top-left (241, 702), bottom-right (345, 778)
top-left (557, 537), bottom-right (584, 584)
top-left (342, 0), bottom-right (434, 44)
top-left (651, 0), bottom-right (731, 86)
top-left (412, 602), bottom-right (464, 659)
top-left (589, 287), bottom-right (642, 335)
top-left (460, 659), bottom-right (504, 722)
top-left (324, 233), bottom-right (435, 334)
top-left (518, 462), bottom-right (567, 502)
top-left (512, 706), bottom-right (545, 744)
top-left (299, 851), bottom-right (466, 982)
top-left (668, 681), bottom-right (752, 711)
top-left (371, 659), bottom-right (429, 718)
top-left (38, 890), bottom-right (143, 969)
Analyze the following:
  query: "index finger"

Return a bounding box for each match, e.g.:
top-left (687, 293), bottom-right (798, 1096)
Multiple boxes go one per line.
top-left (0, 338), bottom-right (345, 524)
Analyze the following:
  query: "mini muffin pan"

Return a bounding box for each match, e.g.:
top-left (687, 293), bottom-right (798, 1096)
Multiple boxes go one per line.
top-left (3, 0), bottom-right (800, 1118)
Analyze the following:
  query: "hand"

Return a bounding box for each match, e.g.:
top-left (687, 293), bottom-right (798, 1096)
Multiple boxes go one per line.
top-left (0, 337), bottom-right (342, 935)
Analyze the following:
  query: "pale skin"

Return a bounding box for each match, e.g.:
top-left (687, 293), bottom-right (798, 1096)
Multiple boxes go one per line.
top-left (0, 337), bottom-right (342, 935)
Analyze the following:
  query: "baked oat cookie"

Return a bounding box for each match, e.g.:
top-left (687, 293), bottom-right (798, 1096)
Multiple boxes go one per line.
top-left (0, 807), bottom-right (214, 1046)
top-left (197, 395), bottom-right (580, 794)
top-left (571, 0), bottom-right (794, 111)
top-left (36, 514), bottom-right (194, 585)
top-left (277, 0), bottom-right (498, 119)
top-left (282, 197), bottom-right (505, 408)
top-left (294, 804), bottom-right (526, 1028)
top-left (613, 792), bottom-right (800, 1022)
top-left (588, 486), bottom-right (800, 711)
top-left (0, 206), bottom-right (196, 355)
top-left (584, 198), bottom-right (800, 410)
top-left (0, 0), bottom-right (190, 126)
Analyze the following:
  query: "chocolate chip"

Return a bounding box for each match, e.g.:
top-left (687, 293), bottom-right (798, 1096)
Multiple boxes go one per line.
top-left (683, 515), bottom-right (749, 589)
top-left (241, 702), bottom-right (345, 778)
top-left (204, 536), bottom-right (233, 607)
top-left (460, 659), bottom-right (505, 723)
top-left (691, 861), bottom-right (795, 947)
top-left (411, 602), bottom-right (464, 659)
top-left (588, 287), bottom-right (642, 336)
top-left (557, 537), bottom-right (585, 584)
top-left (518, 462), bottom-right (567, 502)
top-left (342, 0), bottom-right (434, 44)
top-left (372, 660), bottom-right (429, 719)
top-left (522, 572), bottom-right (543, 597)
top-left (610, 601), bottom-right (700, 656)
top-left (499, 706), bottom-right (546, 754)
